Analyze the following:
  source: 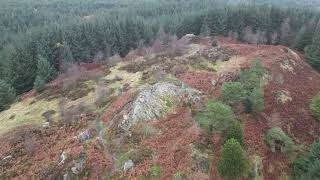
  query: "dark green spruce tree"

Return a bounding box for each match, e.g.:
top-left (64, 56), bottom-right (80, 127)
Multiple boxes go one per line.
top-left (34, 55), bottom-right (55, 92)
top-left (305, 21), bottom-right (320, 71)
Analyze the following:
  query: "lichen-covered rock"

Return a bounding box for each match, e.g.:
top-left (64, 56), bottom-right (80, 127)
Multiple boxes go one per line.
top-left (123, 160), bottom-right (134, 171)
top-left (119, 82), bottom-right (202, 131)
top-left (0, 155), bottom-right (12, 166)
top-left (202, 47), bottom-right (231, 62)
top-left (190, 144), bottom-right (210, 174)
top-left (58, 151), bottom-right (67, 165)
top-left (71, 156), bottom-right (86, 175)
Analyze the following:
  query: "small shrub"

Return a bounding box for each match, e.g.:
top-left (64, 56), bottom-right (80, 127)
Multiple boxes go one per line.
top-left (240, 59), bottom-right (264, 92)
top-left (58, 99), bottom-right (92, 125)
top-left (310, 94), bottom-right (320, 121)
top-left (220, 82), bottom-right (246, 105)
top-left (218, 138), bottom-right (249, 179)
top-left (294, 139), bottom-right (320, 180)
top-left (212, 38), bottom-right (218, 47)
top-left (34, 55), bottom-right (55, 92)
top-left (24, 133), bottom-right (39, 156)
top-left (149, 165), bottom-right (163, 178)
top-left (36, 55), bottom-right (55, 82)
top-left (251, 59), bottom-right (264, 78)
top-left (245, 87), bottom-right (264, 113)
top-left (196, 101), bottom-right (235, 134)
top-left (95, 83), bottom-right (112, 107)
top-left (173, 171), bottom-right (185, 180)
top-left (115, 151), bottom-right (131, 170)
top-left (240, 70), bottom-right (260, 92)
top-left (131, 147), bottom-right (153, 165)
top-left (106, 54), bottom-right (122, 66)
top-left (141, 124), bottom-right (159, 138)
top-left (220, 59), bottom-right (265, 114)
top-left (166, 35), bottom-right (188, 57)
top-left (34, 75), bottom-right (46, 92)
top-left (265, 127), bottom-right (294, 154)
top-left (0, 80), bottom-right (16, 111)
top-left (59, 64), bottom-right (103, 92)
top-left (223, 120), bottom-right (244, 146)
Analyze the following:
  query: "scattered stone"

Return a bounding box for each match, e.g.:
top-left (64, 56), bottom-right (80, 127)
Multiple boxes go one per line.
top-left (63, 171), bottom-right (72, 180)
top-left (58, 151), bottom-right (68, 165)
top-left (211, 80), bottom-right (217, 86)
top-left (78, 130), bottom-right (91, 143)
top-left (42, 122), bottom-right (50, 128)
top-left (123, 160), bottom-right (134, 171)
top-left (71, 157), bottom-right (86, 175)
top-left (250, 155), bottom-right (263, 179)
top-left (218, 72), bottom-right (239, 82)
top-left (113, 75), bottom-right (123, 82)
top-left (263, 70), bottom-right (273, 85)
top-left (274, 73), bottom-right (285, 85)
top-left (280, 59), bottom-right (295, 73)
top-left (182, 34), bottom-right (196, 42)
top-left (276, 90), bottom-right (292, 104)
top-left (0, 155), bottom-right (13, 166)
top-left (154, 70), bottom-right (166, 81)
top-left (201, 47), bottom-right (232, 62)
top-left (190, 144), bottom-right (210, 174)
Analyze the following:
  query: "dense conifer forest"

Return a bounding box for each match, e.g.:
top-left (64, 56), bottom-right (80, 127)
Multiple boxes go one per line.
top-left (0, 0), bottom-right (320, 95)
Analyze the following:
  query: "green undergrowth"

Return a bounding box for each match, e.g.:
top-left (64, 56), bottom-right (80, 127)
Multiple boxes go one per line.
top-left (187, 57), bottom-right (219, 73)
top-left (0, 62), bottom-right (144, 135)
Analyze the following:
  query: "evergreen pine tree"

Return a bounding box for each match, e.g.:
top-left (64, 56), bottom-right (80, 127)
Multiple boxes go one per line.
top-left (218, 138), bottom-right (249, 179)
top-left (36, 55), bottom-right (55, 82)
top-left (0, 80), bottom-right (16, 111)
top-left (34, 75), bottom-right (46, 92)
top-left (246, 87), bottom-right (265, 113)
top-left (11, 38), bottom-right (38, 93)
top-left (220, 82), bottom-right (247, 105)
top-left (223, 121), bottom-right (244, 146)
top-left (34, 55), bottom-right (55, 92)
top-left (305, 22), bottom-right (320, 71)
top-left (200, 19), bottom-right (211, 37)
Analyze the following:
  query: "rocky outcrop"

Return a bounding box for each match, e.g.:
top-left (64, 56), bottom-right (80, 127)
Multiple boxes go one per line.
top-left (119, 82), bottom-right (202, 131)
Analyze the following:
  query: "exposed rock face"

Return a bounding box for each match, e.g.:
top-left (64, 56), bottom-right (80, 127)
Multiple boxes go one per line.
top-left (119, 82), bottom-right (202, 131)
top-left (71, 156), bottom-right (86, 175)
top-left (202, 47), bottom-right (232, 62)
top-left (123, 160), bottom-right (134, 171)
top-left (190, 144), bottom-right (210, 174)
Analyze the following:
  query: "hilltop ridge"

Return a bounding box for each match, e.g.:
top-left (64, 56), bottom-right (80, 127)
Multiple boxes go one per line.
top-left (0, 35), bottom-right (320, 179)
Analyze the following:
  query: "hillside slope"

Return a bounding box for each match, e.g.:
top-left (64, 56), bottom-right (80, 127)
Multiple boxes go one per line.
top-left (0, 35), bottom-right (319, 180)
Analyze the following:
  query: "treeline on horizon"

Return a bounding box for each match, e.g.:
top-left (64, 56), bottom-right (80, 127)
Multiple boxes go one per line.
top-left (0, 0), bottom-right (320, 96)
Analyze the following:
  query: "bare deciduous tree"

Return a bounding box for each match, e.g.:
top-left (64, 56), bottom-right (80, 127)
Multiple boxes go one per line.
top-left (280, 18), bottom-right (293, 45)
top-left (95, 82), bottom-right (112, 107)
top-left (242, 26), bottom-right (267, 44)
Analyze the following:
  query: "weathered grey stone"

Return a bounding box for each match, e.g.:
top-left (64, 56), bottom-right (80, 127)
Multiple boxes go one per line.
top-left (211, 80), bottom-right (217, 86)
top-left (119, 82), bottom-right (202, 131)
top-left (78, 130), bottom-right (91, 143)
top-left (58, 151), bottom-right (67, 165)
top-left (123, 160), bottom-right (134, 171)
top-left (42, 122), bottom-right (50, 128)
top-left (190, 144), bottom-right (210, 174)
top-left (71, 157), bottom-right (86, 175)
top-left (0, 155), bottom-right (13, 166)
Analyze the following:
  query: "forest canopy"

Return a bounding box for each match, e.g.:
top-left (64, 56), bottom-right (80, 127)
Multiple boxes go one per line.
top-left (1, 0), bottom-right (320, 94)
